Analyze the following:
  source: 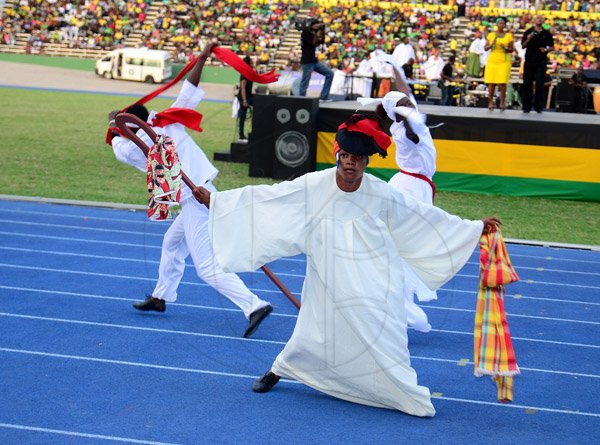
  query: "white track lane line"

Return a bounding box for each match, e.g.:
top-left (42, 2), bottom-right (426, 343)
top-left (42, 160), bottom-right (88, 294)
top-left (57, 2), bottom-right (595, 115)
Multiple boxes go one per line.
top-left (8, 208), bottom-right (154, 224)
top-left (420, 304), bottom-right (600, 325)
top-left (2, 260), bottom-right (598, 308)
top-left (6, 208), bottom-right (600, 260)
top-left (0, 423), bottom-right (178, 445)
top-left (4, 245), bottom-right (599, 281)
top-left (1, 347), bottom-right (598, 418)
top-left (0, 285), bottom-right (298, 318)
top-left (0, 312), bottom-right (287, 345)
top-left (3, 231), bottom-right (599, 286)
top-left (0, 230), bottom-right (163, 248)
top-left (3, 225), bottom-right (600, 268)
top-left (438, 288), bottom-right (600, 307)
top-left (0, 310), bottom-right (598, 350)
top-left (1, 219), bottom-right (164, 237)
top-left (2, 282), bottom-right (597, 327)
top-left (1, 287), bottom-right (599, 379)
top-left (5, 244), bottom-right (600, 290)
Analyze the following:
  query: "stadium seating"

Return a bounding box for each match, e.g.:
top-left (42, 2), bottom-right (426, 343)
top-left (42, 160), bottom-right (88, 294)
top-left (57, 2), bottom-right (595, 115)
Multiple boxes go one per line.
top-left (1, 0), bottom-right (598, 78)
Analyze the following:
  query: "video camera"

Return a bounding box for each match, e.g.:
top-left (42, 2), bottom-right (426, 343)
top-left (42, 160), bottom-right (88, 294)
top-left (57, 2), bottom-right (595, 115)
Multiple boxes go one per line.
top-left (294, 17), bottom-right (323, 32)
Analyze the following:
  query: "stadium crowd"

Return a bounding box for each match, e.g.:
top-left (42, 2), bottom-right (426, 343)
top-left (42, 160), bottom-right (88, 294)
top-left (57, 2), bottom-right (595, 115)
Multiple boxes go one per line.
top-left (1, 0), bottom-right (598, 82)
top-left (1, 0), bottom-right (148, 53)
top-left (138, 0), bottom-right (301, 65)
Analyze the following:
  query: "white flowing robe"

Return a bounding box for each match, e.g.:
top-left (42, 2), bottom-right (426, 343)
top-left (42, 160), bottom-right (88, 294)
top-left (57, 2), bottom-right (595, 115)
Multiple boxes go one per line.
top-left (208, 168), bottom-right (483, 417)
top-left (388, 117), bottom-right (439, 332)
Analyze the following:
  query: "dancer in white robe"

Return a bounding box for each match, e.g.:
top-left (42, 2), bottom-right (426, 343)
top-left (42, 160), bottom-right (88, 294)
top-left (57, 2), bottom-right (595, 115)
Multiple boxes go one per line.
top-left (195, 115), bottom-right (499, 417)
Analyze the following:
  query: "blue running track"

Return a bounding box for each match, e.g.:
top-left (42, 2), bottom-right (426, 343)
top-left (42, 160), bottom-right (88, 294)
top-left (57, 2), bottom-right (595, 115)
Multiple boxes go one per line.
top-left (0, 199), bottom-right (598, 444)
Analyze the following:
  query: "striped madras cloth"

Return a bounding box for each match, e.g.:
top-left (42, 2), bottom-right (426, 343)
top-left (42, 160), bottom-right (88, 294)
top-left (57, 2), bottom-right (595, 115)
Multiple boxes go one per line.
top-left (474, 229), bottom-right (520, 402)
top-left (146, 134), bottom-right (182, 221)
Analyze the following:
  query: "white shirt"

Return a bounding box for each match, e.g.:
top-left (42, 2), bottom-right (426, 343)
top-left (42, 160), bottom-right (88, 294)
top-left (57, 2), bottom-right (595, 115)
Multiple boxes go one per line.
top-left (422, 55), bottom-right (445, 81)
top-left (391, 42), bottom-right (416, 68)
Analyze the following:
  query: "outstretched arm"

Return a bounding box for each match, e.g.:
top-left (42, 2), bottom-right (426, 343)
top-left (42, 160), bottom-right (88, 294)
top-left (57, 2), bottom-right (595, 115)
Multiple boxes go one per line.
top-left (187, 39), bottom-right (218, 87)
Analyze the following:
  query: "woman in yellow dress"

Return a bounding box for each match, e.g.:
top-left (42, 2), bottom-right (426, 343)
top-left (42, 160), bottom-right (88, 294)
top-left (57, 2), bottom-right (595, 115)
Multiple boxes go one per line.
top-left (484, 18), bottom-right (514, 111)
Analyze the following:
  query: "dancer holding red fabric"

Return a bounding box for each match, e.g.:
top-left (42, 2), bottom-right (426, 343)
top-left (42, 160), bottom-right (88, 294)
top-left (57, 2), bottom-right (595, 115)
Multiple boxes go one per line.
top-left (108, 41), bottom-right (273, 338)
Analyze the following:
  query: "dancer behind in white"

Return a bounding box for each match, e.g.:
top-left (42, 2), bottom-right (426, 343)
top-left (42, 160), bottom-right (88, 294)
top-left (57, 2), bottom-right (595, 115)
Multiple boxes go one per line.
top-left (193, 114), bottom-right (500, 417)
top-left (358, 52), bottom-right (439, 333)
top-left (108, 42), bottom-right (272, 338)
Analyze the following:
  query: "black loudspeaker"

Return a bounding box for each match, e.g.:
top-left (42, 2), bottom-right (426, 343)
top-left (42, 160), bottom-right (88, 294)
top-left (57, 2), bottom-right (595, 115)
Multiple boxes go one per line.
top-left (248, 95), bottom-right (319, 179)
top-left (583, 69), bottom-right (600, 83)
top-left (556, 79), bottom-right (574, 112)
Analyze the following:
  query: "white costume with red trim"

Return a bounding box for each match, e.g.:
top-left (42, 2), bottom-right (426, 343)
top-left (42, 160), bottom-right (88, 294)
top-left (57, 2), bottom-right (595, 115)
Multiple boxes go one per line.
top-left (388, 107), bottom-right (438, 333)
top-left (111, 80), bottom-right (269, 318)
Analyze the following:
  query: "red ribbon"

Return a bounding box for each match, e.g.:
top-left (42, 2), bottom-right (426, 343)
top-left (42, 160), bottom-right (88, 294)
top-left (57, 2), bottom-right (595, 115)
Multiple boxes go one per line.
top-left (105, 126), bottom-right (126, 145)
top-left (107, 46), bottom-right (278, 145)
top-left (152, 108), bottom-right (203, 133)
top-left (212, 47), bottom-right (279, 84)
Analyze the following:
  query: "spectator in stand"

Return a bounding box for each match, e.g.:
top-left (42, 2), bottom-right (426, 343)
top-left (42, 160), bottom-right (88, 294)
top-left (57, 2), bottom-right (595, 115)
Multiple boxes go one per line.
top-left (521, 15), bottom-right (554, 113)
top-left (484, 17), bottom-right (514, 111)
top-left (457, 0), bottom-right (467, 17)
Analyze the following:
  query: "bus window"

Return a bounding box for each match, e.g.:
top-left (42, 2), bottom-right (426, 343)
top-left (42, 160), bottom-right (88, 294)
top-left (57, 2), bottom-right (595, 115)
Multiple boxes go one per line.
top-left (144, 59), bottom-right (161, 68)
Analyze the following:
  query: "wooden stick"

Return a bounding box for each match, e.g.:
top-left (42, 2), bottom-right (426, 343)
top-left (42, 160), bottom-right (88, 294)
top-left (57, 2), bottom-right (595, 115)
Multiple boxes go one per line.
top-left (114, 113), bottom-right (301, 309)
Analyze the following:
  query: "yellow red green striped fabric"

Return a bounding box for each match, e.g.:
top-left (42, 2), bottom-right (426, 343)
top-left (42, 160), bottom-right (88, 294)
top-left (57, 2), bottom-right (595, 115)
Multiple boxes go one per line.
top-left (474, 230), bottom-right (520, 403)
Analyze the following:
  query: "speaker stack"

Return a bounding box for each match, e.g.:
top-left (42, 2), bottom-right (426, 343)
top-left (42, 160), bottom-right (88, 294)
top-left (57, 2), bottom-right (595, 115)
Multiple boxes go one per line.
top-left (248, 95), bottom-right (319, 180)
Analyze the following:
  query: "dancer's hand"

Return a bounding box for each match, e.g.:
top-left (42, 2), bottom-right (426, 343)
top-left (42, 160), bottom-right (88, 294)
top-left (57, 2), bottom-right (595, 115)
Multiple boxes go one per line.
top-left (482, 216), bottom-right (502, 234)
top-left (193, 186), bottom-right (211, 208)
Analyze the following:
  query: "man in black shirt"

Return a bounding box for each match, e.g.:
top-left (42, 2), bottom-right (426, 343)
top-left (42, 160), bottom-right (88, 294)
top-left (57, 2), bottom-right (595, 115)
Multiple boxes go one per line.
top-left (299, 18), bottom-right (333, 101)
top-left (439, 55), bottom-right (457, 106)
top-left (521, 15), bottom-right (554, 113)
top-left (402, 57), bottom-right (415, 80)
top-left (569, 66), bottom-right (587, 114)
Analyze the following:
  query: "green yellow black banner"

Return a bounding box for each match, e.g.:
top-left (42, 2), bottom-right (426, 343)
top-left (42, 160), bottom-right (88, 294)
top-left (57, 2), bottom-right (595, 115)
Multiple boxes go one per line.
top-left (316, 109), bottom-right (600, 202)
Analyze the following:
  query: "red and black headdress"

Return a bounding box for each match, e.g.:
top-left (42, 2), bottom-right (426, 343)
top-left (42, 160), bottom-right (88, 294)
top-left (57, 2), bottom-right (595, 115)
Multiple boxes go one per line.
top-left (333, 114), bottom-right (390, 158)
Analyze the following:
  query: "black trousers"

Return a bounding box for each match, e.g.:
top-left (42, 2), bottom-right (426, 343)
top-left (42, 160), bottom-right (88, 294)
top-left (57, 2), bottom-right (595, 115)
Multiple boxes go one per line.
top-left (237, 96), bottom-right (253, 138)
top-left (522, 63), bottom-right (546, 112)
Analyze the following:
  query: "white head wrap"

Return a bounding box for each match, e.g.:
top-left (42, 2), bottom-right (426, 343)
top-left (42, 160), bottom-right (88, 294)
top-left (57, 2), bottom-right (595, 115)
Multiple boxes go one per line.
top-left (356, 91), bottom-right (417, 121)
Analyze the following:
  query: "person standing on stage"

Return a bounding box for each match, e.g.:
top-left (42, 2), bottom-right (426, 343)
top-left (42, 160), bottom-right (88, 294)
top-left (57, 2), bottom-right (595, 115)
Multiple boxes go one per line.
top-left (108, 41), bottom-right (273, 338)
top-left (521, 15), bottom-right (554, 114)
top-left (299, 17), bottom-right (333, 101)
top-left (391, 35), bottom-right (416, 69)
top-left (466, 31), bottom-right (487, 78)
top-left (484, 17), bottom-right (514, 111)
top-left (439, 55), bottom-right (459, 106)
top-left (569, 66), bottom-right (587, 114)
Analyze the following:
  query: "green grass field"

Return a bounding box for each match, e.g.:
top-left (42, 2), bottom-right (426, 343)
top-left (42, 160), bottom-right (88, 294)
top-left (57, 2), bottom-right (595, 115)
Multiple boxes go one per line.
top-left (2, 86), bottom-right (599, 246)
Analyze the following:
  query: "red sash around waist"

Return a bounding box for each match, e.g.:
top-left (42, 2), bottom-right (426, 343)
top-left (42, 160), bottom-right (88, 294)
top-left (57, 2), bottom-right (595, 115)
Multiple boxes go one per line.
top-left (399, 168), bottom-right (436, 201)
